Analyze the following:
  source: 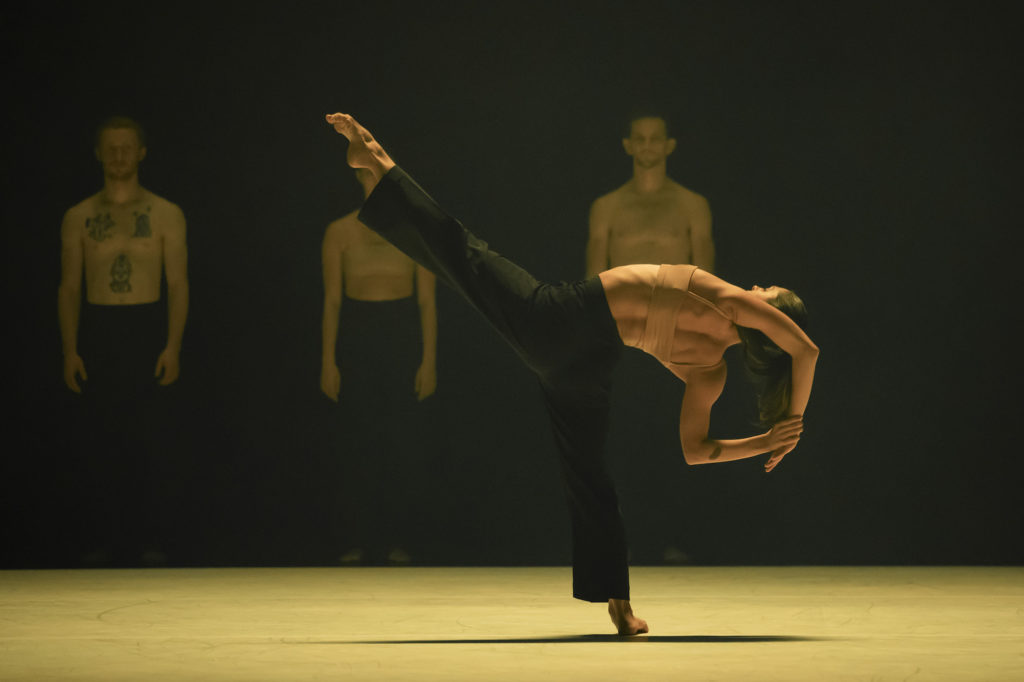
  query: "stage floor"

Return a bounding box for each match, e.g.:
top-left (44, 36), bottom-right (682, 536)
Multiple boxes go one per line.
top-left (1, 566), bottom-right (1022, 681)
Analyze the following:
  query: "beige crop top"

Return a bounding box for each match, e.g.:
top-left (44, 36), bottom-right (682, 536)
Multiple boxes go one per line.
top-left (629, 264), bottom-right (734, 370)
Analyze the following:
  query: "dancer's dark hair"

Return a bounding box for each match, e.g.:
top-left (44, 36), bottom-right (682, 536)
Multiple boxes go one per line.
top-left (624, 109), bottom-right (672, 138)
top-left (735, 290), bottom-right (809, 427)
top-left (95, 116), bottom-right (147, 149)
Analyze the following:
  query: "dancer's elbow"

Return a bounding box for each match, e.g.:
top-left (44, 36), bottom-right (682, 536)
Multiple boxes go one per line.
top-left (680, 440), bottom-right (707, 466)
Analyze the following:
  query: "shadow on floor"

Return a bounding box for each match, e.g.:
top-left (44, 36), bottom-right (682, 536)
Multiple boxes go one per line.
top-left (296, 635), bottom-right (828, 644)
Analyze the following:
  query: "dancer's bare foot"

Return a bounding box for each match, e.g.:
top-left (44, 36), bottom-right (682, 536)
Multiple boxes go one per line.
top-left (324, 113), bottom-right (395, 191)
top-left (608, 598), bottom-right (649, 636)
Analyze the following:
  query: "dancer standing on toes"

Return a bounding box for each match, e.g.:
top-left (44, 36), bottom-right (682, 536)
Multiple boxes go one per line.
top-left (325, 112), bottom-right (819, 636)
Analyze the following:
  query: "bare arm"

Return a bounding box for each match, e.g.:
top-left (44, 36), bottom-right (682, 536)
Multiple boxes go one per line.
top-left (718, 287), bottom-right (819, 419)
top-left (57, 209), bottom-right (86, 392)
top-left (678, 362), bottom-right (766, 464)
top-left (690, 195), bottom-right (715, 273)
top-left (157, 206), bottom-right (188, 385)
top-left (585, 197), bottom-right (611, 278)
top-left (320, 221), bottom-right (345, 401)
top-left (414, 265), bottom-right (437, 400)
top-left (677, 362), bottom-right (803, 466)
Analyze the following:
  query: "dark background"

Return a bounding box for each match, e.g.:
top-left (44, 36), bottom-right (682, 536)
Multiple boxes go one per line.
top-left (2, 1), bottom-right (1020, 568)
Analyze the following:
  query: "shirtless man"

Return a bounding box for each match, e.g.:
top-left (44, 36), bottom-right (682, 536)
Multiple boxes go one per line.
top-left (587, 113), bottom-right (715, 565)
top-left (586, 114), bottom-right (714, 277)
top-left (325, 113), bottom-right (817, 635)
top-left (320, 168), bottom-right (437, 563)
top-left (59, 117), bottom-right (188, 393)
top-left (57, 116), bottom-right (188, 564)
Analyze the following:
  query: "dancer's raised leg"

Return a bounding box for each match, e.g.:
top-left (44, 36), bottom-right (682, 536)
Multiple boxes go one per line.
top-left (325, 111), bottom-right (543, 362)
top-left (323, 111), bottom-right (648, 635)
top-left (325, 113), bottom-right (395, 188)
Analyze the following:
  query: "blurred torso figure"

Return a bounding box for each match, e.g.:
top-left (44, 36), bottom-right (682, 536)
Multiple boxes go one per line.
top-left (320, 168), bottom-right (437, 566)
top-left (586, 113), bottom-right (714, 277)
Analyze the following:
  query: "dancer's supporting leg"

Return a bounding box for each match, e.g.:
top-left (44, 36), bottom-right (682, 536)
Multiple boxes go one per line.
top-left (326, 113), bottom-right (647, 635)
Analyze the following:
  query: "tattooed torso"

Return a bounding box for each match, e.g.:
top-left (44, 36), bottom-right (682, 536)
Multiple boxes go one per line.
top-left (67, 190), bottom-right (174, 304)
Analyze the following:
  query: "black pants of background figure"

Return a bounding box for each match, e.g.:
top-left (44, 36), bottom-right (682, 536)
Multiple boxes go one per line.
top-left (69, 301), bottom-right (180, 565)
top-left (324, 295), bottom-right (430, 563)
top-left (359, 167), bottom-right (628, 602)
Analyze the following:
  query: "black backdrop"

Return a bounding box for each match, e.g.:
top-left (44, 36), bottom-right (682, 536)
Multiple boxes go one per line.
top-left (3, 1), bottom-right (1020, 567)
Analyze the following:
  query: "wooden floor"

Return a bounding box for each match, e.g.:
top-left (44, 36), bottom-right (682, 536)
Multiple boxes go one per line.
top-left (1, 566), bottom-right (1022, 681)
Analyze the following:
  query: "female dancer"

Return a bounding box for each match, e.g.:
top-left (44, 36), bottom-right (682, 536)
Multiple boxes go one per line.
top-left (325, 113), bottom-right (818, 635)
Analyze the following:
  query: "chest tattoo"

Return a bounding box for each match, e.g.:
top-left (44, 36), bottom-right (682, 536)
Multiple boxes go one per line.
top-left (110, 254), bottom-right (133, 293)
top-left (132, 206), bottom-right (152, 238)
top-left (86, 213), bottom-right (115, 242)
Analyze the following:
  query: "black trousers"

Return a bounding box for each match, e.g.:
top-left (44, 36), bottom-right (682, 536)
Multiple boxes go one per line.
top-left (359, 166), bottom-right (629, 601)
top-left (333, 296), bottom-right (426, 558)
top-left (72, 301), bottom-right (175, 561)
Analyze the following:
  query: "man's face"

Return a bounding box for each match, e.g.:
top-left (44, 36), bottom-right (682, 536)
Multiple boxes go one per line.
top-left (96, 128), bottom-right (146, 181)
top-left (623, 117), bottom-right (675, 169)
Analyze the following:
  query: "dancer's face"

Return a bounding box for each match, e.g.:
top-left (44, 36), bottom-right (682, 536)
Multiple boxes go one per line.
top-left (749, 285), bottom-right (790, 302)
top-left (96, 128), bottom-right (146, 182)
top-left (623, 118), bottom-right (675, 169)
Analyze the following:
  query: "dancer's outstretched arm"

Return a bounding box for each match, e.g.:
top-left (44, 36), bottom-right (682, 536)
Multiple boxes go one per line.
top-left (719, 290), bottom-right (817, 472)
top-left (677, 362), bottom-right (804, 469)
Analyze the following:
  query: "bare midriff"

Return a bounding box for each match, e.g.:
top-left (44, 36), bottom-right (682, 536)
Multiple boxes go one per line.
top-left (342, 228), bottom-right (417, 301)
top-left (598, 264), bottom-right (660, 346)
top-left (599, 264), bottom-right (739, 368)
top-left (343, 272), bottom-right (415, 301)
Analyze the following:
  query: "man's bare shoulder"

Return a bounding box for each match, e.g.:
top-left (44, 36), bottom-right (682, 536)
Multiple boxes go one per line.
top-left (668, 180), bottom-right (710, 209)
top-left (326, 209), bottom-right (362, 234)
top-left (592, 183), bottom-right (632, 209)
top-left (324, 209), bottom-right (363, 249)
top-left (142, 189), bottom-right (185, 220)
top-left (606, 181), bottom-right (636, 200)
top-left (64, 193), bottom-right (102, 221)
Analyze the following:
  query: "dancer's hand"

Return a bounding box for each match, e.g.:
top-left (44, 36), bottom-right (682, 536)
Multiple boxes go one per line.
top-left (414, 361), bottom-right (436, 401)
top-left (321, 362), bottom-right (341, 402)
top-left (155, 347), bottom-right (181, 386)
top-left (64, 353), bottom-right (87, 393)
top-left (765, 443), bottom-right (797, 473)
top-left (764, 415), bottom-right (802, 472)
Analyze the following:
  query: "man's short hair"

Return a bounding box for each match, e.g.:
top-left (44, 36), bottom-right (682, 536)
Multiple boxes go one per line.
top-left (625, 110), bottom-right (672, 138)
top-left (95, 116), bottom-right (147, 148)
